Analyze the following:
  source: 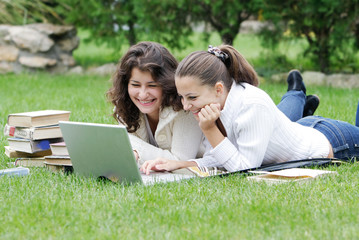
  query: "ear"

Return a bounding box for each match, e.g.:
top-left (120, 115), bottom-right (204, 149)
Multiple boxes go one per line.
top-left (214, 82), bottom-right (224, 97)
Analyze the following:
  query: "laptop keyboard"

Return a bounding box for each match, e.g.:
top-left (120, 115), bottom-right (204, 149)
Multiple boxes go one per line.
top-left (140, 172), bottom-right (194, 185)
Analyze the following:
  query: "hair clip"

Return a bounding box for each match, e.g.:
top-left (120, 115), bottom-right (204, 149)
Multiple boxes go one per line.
top-left (208, 45), bottom-right (229, 63)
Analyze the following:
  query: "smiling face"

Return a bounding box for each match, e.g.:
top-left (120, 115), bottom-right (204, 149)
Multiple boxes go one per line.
top-left (128, 67), bottom-right (163, 121)
top-left (176, 76), bottom-right (225, 120)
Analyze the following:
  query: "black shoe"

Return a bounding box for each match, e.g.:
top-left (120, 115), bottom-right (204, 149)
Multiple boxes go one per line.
top-left (287, 69), bottom-right (306, 94)
top-left (303, 95), bottom-right (320, 117)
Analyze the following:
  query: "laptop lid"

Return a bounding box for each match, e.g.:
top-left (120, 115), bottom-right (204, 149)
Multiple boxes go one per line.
top-left (59, 121), bottom-right (143, 184)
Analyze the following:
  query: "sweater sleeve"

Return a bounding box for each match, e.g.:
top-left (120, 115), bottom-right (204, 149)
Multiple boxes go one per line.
top-left (196, 103), bottom-right (275, 172)
top-left (130, 112), bottom-right (203, 163)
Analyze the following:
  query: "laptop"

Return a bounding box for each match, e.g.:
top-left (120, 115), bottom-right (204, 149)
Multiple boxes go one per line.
top-left (59, 121), bottom-right (195, 185)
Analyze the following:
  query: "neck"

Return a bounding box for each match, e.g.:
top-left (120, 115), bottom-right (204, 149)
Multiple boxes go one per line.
top-left (146, 111), bottom-right (160, 135)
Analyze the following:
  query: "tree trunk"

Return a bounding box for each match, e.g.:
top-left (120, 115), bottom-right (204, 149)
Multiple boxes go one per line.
top-left (221, 32), bottom-right (235, 45)
top-left (127, 20), bottom-right (136, 46)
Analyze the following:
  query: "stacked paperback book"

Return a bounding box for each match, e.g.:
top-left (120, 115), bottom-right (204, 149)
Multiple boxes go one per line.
top-left (4, 110), bottom-right (72, 172)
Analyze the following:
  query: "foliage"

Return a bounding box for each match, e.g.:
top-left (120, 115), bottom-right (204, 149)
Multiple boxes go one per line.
top-left (54, 0), bottom-right (263, 50)
top-left (0, 0), bottom-right (65, 25)
top-left (185, 0), bottom-right (262, 44)
top-left (260, 0), bottom-right (359, 73)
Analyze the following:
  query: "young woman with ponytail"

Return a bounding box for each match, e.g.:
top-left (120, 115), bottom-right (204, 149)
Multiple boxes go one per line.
top-left (141, 45), bottom-right (359, 174)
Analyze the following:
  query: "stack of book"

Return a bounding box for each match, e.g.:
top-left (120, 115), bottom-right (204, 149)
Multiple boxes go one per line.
top-left (4, 110), bottom-right (71, 168)
top-left (44, 141), bottom-right (72, 173)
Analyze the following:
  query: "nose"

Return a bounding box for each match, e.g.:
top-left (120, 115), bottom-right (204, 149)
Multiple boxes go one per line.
top-left (182, 98), bottom-right (191, 111)
top-left (138, 87), bottom-right (148, 98)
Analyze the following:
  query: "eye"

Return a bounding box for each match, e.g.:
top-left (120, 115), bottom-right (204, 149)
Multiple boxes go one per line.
top-left (188, 96), bottom-right (197, 100)
top-left (148, 84), bottom-right (159, 88)
top-left (130, 83), bottom-right (140, 87)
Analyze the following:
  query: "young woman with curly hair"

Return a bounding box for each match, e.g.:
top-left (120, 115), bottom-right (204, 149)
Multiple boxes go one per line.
top-left (107, 42), bottom-right (203, 164)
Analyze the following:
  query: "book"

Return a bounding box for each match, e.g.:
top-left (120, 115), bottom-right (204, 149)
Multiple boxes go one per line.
top-left (45, 163), bottom-right (73, 174)
top-left (49, 142), bottom-right (68, 156)
top-left (0, 167), bottom-right (30, 177)
top-left (7, 110), bottom-right (71, 127)
top-left (14, 157), bottom-right (46, 167)
top-left (247, 168), bottom-right (337, 183)
top-left (44, 155), bottom-right (71, 165)
top-left (4, 124), bottom-right (62, 140)
top-left (4, 146), bottom-right (52, 158)
top-left (7, 137), bottom-right (63, 153)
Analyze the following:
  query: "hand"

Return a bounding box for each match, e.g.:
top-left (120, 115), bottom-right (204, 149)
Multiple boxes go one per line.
top-left (133, 150), bottom-right (139, 161)
top-left (140, 158), bottom-right (184, 175)
top-left (198, 103), bottom-right (221, 132)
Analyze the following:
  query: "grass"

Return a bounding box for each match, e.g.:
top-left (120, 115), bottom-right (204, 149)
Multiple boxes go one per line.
top-left (0, 72), bottom-right (359, 239)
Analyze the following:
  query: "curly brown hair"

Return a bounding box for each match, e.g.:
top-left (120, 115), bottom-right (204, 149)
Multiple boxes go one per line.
top-left (107, 41), bottom-right (181, 133)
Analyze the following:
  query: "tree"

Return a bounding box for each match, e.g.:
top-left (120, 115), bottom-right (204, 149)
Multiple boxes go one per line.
top-left (186, 0), bottom-right (262, 45)
top-left (0, 0), bottom-right (64, 25)
top-left (261, 0), bottom-right (359, 73)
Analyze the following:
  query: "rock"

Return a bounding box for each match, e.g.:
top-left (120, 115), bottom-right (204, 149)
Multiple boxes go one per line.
top-left (302, 71), bottom-right (326, 86)
top-left (7, 26), bottom-right (54, 53)
top-left (270, 73), bottom-right (287, 83)
top-left (326, 74), bottom-right (359, 88)
top-left (0, 45), bottom-right (19, 61)
top-left (68, 66), bottom-right (84, 74)
top-left (19, 56), bottom-right (57, 68)
top-left (59, 54), bottom-right (76, 66)
top-left (58, 36), bottom-right (80, 52)
top-left (0, 62), bottom-right (14, 74)
top-left (87, 63), bottom-right (117, 75)
top-left (28, 23), bottom-right (75, 36)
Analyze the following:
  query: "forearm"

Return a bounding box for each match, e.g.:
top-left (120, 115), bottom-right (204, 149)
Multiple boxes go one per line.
top-left (202, 126), bottom-right (225, 149)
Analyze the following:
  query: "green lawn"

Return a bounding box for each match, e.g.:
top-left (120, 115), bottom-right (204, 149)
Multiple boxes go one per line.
top-left (0, 72), bottom-right (358, 239)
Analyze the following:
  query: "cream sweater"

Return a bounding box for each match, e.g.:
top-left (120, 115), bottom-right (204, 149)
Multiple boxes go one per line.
top-left (194, 82), bottom-right (330, 172)
top-left (128, 107), bottom-right (203, 164)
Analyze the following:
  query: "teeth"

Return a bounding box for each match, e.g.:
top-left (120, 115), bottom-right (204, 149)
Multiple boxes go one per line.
top-left (192, 109), bottom-right (200, 114)
top-left (140, 100), bottom-right (153, 104)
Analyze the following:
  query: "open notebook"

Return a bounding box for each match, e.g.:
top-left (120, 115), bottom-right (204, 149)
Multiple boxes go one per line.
top-left (59, 121), bottom-right (194, 185)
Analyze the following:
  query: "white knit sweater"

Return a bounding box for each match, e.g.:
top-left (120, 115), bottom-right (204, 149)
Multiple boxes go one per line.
top-left (128, 107), bottom-right (203, 164)
top-left (193, 82), bottom-right (330, 172)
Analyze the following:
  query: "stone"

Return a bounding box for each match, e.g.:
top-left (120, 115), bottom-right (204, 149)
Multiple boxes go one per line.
top-left (68, 66), bottom-right (84, 74)
top-left (8, 26), bottom-right (54, 53)
top-left (270, 73), bottom-right (287, 83)
top-left (302, 71), bottom-right (326, 86)
top-left (28, 23), bottom-right (75, 36)
top-left (58, 36), bottom-right (80, 52)
top-left (19, 56), bottom-right (57, 68)
top-left (326, 74), bottom-right (359, 88)
top-left (0, 45), bottom-right (19, 61)
top-left (87, 63), bottom-right (117, 75)
top-left (60, 54), bottom-right (76, 66)
top-left (0, 62), bottom-right (14, 74)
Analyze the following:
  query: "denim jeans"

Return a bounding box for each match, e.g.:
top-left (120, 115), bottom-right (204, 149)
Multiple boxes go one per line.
top-left (277, 90), bottom-right (306, 121)
top-left (297, 116), bottom-right (359, 161)
top-left (277, 90), bottom-right (359, 161)
top-left (356, 100), bottom-right (359, 127)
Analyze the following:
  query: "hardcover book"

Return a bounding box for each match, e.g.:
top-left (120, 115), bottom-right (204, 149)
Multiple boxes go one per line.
top-left (4, 146), bottom-right (52, 158)
top-left (7, 137), bottom-right (63, 154)
top-left (44, 155), bottom-right (71, 165)
top-left (247, 168), bottom-right (337, 183)
top-left (7, 110), bottom-right (71, 127)
top-left (14, 157), bottom-right (46, 167)
top-left (49, 142), bottom-right (68, 156)
top-left (4, 124), bottom-right (62, 140)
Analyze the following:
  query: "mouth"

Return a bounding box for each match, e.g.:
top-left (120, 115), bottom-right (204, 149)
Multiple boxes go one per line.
top-left (191, 109), bottom-right (200, 115)
top-left (138, 99), bottom-right (156, 106)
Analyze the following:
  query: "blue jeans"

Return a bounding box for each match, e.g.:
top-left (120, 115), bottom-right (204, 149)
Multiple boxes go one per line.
top-left (277, 90), bottom-right (359, 161)
top-left (277, 90), bottom-right (306, 121)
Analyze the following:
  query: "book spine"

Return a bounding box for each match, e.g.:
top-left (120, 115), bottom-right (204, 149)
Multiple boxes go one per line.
top-left (4, 124), bottom-right (33, 139)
